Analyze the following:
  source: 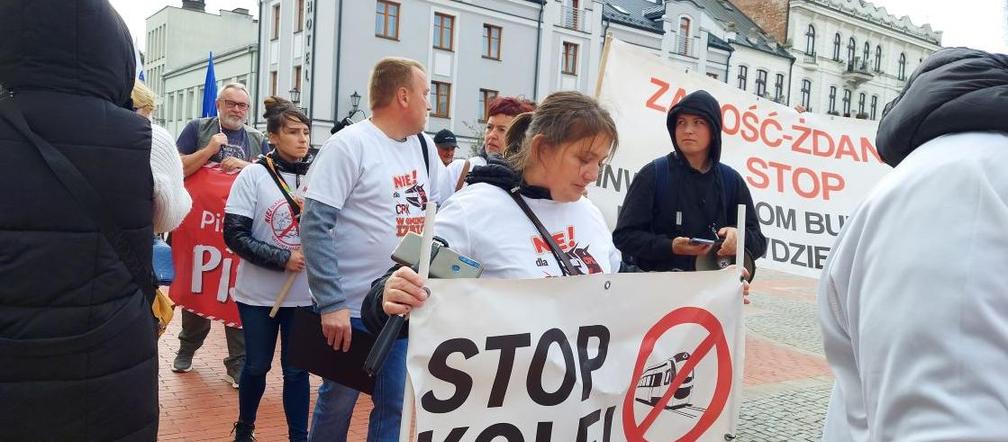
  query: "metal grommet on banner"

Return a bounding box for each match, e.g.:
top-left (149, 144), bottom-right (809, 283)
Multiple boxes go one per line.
top-left (604, 280), bottom-right (612, 290)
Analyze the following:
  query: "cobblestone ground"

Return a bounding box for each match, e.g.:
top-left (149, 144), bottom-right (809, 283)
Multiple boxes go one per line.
top-left (156, 269), bottom-right (832, 441)
top-left (735, 269), bottom-right (833, 441)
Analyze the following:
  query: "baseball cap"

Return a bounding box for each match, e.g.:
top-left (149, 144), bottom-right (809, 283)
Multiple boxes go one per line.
top-left (433, 129), bottom-right (457, 147)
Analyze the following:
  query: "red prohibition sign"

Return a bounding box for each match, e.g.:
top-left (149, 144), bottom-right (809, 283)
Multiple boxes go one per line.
top-left (622, 306), bottom-right (733, 442)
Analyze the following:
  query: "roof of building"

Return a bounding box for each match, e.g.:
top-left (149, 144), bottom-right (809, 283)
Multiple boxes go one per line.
top-left (800, 0), bottom-right (942, 45)
top-left (603, 0), bottom-right (792, 58)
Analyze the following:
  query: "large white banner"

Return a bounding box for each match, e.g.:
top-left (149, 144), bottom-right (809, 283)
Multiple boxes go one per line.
top-left (590, 39), bottom-right (892, 277)
top-left (406, 270), bottom-right (744, 442)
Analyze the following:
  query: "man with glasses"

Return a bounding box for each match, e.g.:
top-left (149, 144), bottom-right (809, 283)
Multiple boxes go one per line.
top-left (173, 83), bottom-right (266, 385)
top-left (177, 83), bottom-right (266, 176)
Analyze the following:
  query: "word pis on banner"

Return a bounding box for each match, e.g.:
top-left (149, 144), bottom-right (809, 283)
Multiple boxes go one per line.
top-left (169, 166), bottom-right (242, 327)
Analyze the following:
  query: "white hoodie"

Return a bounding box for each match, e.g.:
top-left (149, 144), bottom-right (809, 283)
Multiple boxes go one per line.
top-left (819, 132), bottom-right (1008, 441)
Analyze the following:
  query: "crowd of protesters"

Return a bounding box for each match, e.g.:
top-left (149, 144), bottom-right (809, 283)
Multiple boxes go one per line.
top-left (3, 1), bottom-right (1007, 442)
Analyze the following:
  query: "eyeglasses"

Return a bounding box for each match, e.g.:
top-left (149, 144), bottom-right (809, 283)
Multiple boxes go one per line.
top-left (221, 99), bottom-right (250, 111)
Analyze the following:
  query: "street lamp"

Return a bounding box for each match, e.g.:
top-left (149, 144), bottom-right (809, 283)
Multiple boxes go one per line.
top-left (350, 90), bottom-right (361, 112)
top-left (331, 90), bottom-right (367, 134)
top-left (289, 87), bottom-right (301, 104)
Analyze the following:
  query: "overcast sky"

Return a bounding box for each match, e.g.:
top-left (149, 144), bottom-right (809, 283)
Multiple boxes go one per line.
top-left (109, 0), bottom-right (1007, 54)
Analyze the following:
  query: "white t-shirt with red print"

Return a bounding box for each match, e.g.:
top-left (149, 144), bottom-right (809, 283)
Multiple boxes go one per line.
top-left (225, 164), bottom-right (312, 307)
top-left (302, 120), bottom-right (448, 317)
top-left (433, 182), bottom-right (622, 279)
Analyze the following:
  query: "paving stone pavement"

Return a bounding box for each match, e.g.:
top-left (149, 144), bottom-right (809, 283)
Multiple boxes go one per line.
top-left (155, 268), bottom-right (832, 441)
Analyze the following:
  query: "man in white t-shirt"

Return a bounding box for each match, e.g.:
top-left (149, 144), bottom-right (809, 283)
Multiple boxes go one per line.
top-left (299, 57), bottom-right (448, 442)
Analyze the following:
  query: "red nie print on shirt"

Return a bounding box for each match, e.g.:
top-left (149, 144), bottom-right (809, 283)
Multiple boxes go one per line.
top-left (392, 169), bottom-right (428, 237)
top-left (530, 226), bottom-right (604, 275)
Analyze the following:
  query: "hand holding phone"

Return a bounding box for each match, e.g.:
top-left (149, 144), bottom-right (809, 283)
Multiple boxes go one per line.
top-left (688, 237), bottom-right (723, 247)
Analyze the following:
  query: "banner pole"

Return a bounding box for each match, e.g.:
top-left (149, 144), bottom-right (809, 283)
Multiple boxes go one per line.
top-left (594, 32), bottom-right (614, 99)
top-left (399, 202), bottom-right (437, 441)
top-left (726, 204), bottom-right (747, 440)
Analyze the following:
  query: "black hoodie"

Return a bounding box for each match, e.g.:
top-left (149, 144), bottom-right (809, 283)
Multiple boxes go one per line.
top-left (613, 90), bottom-right (767, 272)
top-left (876, 47), bottom-right (1008, 167)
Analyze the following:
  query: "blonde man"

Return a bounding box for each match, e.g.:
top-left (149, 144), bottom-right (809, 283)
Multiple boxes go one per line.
top-left (300, 57), bottom-right (450, 441)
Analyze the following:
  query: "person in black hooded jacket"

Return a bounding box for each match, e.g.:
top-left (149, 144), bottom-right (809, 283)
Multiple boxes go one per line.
top-left (0, 0), bottom-right (159, 440)
top-left (613, 90), bottom-right (766, 274)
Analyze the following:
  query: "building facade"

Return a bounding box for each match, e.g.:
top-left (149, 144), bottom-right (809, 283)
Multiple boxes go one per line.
top-left (734, 0), bottom-right (942, 119)
top-left (604, 0), bottom-right (795, 104)
top-left (258, 0), bottom-right (606, 152)
top-left (145, 0), bottom-right (258, 132)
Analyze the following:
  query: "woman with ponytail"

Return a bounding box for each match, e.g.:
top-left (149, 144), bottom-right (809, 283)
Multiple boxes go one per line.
top-left (222, 96), bottom-right (313, 441)
top-left (362, 91), bottom-right (622, 331)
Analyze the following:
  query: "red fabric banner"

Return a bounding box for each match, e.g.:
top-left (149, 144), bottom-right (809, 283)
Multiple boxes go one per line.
top-left (169, 166), bottom-right (242, 328)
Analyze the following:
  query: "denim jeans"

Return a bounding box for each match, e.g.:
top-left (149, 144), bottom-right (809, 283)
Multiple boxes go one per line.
top-left (237, 303), bottom-right (310, 441)
top-left (308, 317), bottom-right (407, 442)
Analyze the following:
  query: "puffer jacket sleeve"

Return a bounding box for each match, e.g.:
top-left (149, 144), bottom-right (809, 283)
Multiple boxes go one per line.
top-left (222, 213), bottom-right (291, 271)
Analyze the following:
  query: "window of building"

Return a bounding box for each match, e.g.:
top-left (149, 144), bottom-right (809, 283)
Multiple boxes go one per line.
top-left (376, 1), bottom-right (400, 40)
top-left (737, 65), bottom-right (748, 91)
top-left (875, 45), bottom-right (882, 72)
top-left (862, 41), bottom-right (870, 66)
top-left (756, 69), bottom-right (768, 96)
top-left (774, 73), bottom-right (784, 99)
top-left (433, 13), bottom-right (454, 51)
top-left (833, 33), bottom-right (841, 61)
top-left (482, 24), bottom-right (502, 60)
top-left (800, 79), bottom-right (811, 109)
top-left (805, 25), bottom-right (816, 56)
top-left (562, 42), bottom-right (579, 75)
top-left (296, 0), bottom-right (304, 32)
top-left (293, 65), bottom-right (302, 94)
top-left (430, 81), bottom-right (451, 117)
top-left (898, 52), bottom-right (907, 80)
top-left (843, 89), bottom-right (852, 114)
top-left (271, 4), bottom-right (281, 40)
top-left (679, 17), bottom-right (692, 55)
top-left (478, 88), bottom-right (499, 122)
top-left (858, 92), bottom-right (866, 115)
top-left (828, 86), bottom-right (837, 113)
top-left (871, 95), bottom-right (879, 119)
top-left (270, 70), bottom-right (278, 96)
top-left (847, 37), bottom-right (856, 65)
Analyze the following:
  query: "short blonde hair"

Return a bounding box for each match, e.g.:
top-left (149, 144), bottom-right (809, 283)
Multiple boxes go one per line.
top-left (368, 57), bottom-right (425, 110)
top-left (131, 81), bottom-right (156, 114)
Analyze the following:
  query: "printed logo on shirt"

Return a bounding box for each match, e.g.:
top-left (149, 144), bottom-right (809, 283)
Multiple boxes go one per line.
top-left (265, 199), bottom-right (300, 249)
top-left (211, 144), bottom-right (247, 163)
top-left (531, 226), bottom-right (604, 275)
top-left (392, 169), bottom-right (428, 237)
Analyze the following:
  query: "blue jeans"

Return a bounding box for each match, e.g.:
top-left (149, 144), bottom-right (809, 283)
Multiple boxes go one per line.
top-left (237, 303), bottom-right (310, 441)
top-left (308, 317), bottom-right (407, 442)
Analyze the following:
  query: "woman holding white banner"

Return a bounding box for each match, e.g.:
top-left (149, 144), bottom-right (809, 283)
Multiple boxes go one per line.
top-left (612, 90), bottom-right (766, 276)
top-left (222, 96), bottom-right (313, 441)
top-left (364, 91), bottom-right (623, 325)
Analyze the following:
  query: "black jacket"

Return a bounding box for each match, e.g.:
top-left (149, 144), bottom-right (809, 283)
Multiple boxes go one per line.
top-left (0, 1), bottom-right (158, 440)
top-left (876, 47), bottom-right (1008, 167)
top-left (223, 152), bottom-right (311, 270)
top-left (613, 90), bottom-right (767, 272)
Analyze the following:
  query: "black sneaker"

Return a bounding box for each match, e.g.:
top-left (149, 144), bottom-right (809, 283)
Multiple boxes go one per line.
top-left (172, 352), bottom-right (194, 373)
top-left (231, 421), bottom-right (255, 442)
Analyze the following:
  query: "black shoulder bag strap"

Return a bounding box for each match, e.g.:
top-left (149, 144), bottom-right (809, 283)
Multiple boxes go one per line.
top-left (0, 90), bottom-right (154, 302)
top-left (507, 188), bottom-right (583, 276)
top-left (417, 132), bottom-right (431, 176)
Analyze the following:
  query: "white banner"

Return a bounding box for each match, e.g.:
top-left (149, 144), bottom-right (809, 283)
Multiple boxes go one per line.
top-left (406, 270), bottom-right (744, 441)
top-left (590, 39), bottom-right (892, 277)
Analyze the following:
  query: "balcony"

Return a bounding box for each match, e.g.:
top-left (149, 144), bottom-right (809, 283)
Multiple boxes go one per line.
top-left (803, 53), bottom-right (817, 64)
top-left (560, 6), bottom-right (591, 33)
top-left (842, 57), bottom-right (874, 86)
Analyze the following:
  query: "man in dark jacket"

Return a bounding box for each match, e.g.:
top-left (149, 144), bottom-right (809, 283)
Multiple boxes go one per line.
top-left (613, 90), bottom-right (766, 273)
top-left (0, 0), bottom-right (158, 440)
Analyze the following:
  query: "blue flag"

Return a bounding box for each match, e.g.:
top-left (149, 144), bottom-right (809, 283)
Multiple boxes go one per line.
top-left (201, 52), bottom-right (218, 118)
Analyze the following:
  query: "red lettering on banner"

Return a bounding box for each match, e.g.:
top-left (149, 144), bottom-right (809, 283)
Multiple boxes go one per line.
top-left (745, 158), bottom-right (845, 201)
top-left (645, 78), bottom-right (670, 113)
top-left (861, 137), bottom-right (883, 164)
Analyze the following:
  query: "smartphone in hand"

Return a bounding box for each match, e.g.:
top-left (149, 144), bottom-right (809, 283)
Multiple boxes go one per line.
top-left (688, 237), bottom-right (723, 247)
